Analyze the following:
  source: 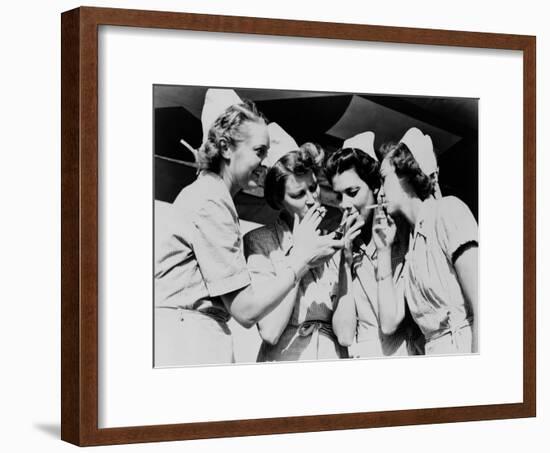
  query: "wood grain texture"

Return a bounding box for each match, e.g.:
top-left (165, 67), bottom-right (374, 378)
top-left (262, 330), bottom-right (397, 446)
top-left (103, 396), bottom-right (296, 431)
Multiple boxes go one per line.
top-left (522, 36), bottom-right (536, 416)
top-left (61, 6), bottom-right (537, 446)
top-left (60, 7), bottom-right (81, 446)
top-left (82, 6), bottom-right (534, 49)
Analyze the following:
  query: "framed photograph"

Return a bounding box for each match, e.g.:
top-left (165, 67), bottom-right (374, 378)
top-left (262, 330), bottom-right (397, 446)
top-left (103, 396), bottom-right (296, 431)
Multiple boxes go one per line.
top-left (61, 6), bottom-right (536, 446)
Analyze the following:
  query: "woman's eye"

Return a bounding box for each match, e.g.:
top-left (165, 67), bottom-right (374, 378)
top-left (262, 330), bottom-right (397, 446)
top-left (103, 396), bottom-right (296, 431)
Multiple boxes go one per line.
top-left (309, 183), bottom-right (318, 192)
top-left (290, 192), bottom-right (305, 199)
top-left (346, 189), bottom-right (359, 197)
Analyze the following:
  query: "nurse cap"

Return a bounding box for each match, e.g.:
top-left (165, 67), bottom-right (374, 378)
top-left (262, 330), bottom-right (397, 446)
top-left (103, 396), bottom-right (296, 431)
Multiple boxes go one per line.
top-left (342, 131), bottom-right (377, 161)
top-left (400, 127), bottom-right (441, 198)
top-left (176, 89), bottom-right (243, 166)
top-left (262, 122), bottom-right (299, 168)
top-left (201, 88), bottom-right (243, 145)
top-left (399, 127), bottom-right (438, 177)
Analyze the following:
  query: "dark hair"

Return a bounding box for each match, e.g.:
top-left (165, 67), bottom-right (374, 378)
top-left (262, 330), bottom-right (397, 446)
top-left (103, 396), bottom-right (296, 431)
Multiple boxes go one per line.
top-left (325, 147), bottom-right (380, 192)
top-left (264, 143), bottom-right (323, 210)
top-left (199, 100), bottom-right (266, 174)
top-left (381, 141), bottom-right (437, 201)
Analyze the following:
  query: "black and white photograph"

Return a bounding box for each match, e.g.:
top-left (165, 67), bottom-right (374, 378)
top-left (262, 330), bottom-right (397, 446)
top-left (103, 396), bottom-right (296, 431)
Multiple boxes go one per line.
top-left (153, 85), bottom-right (479, 367)
top-left (4, 0), bottom-right (546, 449)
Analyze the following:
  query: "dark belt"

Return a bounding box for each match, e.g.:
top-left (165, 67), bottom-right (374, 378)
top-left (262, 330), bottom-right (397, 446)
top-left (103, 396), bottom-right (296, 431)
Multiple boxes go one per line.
top-left (297, 320), bottom-right (338, 342)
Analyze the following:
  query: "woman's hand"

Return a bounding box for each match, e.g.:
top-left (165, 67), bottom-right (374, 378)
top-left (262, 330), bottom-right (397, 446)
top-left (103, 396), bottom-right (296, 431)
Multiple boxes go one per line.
top-left (290, 206), bottom-right (343, 272)
top-left (339, 209), bottom-right (364, 265)
top-left (372, 206), bottom-right (396, 252)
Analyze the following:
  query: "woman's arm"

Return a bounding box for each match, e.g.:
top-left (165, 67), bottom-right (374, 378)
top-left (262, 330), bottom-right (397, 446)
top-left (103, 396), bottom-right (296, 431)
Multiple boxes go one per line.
top-left (222, 263), bottom-right (301, 329)
top-left (454, 246), bottom-right (478, 352)
top-left (332, 252), bottom-right (357, 347)
top-left (223, 208), bottom-right (343, 328)
top-left (373, 211), bottom-right (405, 335)
top-left (376, 249), bottom-right (405, 335)
top-left (332, 212), bottom-right (363, 346)
top-left (436, 196), bottom-right (479, 353)
top-left (255, 282), bottom-right (299, 345)
top-left (243, 228), bottom-right (300, 344)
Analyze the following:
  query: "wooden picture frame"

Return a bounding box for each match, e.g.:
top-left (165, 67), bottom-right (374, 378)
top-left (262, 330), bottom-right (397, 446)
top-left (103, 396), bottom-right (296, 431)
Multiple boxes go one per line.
top-left (61, 6), bottom-right (536, 446)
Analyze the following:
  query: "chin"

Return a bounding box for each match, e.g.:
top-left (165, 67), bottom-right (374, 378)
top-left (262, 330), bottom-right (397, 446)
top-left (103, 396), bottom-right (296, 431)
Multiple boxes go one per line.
top-left (359, 208), bottom-right (371, 221)
top-left (246, 173), bottom-right (262, 190)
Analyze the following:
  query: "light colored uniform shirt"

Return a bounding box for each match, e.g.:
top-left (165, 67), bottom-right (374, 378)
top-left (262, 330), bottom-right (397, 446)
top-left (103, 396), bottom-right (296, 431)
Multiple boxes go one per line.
top-left (404, 196), bottom-right (478, 341)
top-left (244, 216), bottom-right (346, 361)
top-left (350, 237), bottom-right (409, 357)
top-left (154, 171), bottom-right (251, 322)
top-left (244, 216), bottom-right (338, 326)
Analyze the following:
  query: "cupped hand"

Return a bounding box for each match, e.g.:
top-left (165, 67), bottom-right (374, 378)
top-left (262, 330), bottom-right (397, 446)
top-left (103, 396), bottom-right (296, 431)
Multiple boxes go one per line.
top-left (291, 206), bottom-right (343, 269)
top-left (372, 207), bottom-right (396, 251)
top-left (339, 209), bottom-right (364, 264)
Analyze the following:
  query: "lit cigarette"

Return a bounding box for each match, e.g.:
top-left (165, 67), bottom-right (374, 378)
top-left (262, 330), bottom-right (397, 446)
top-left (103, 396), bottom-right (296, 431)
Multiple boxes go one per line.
top-left (364, 202), bottom-right (388, 211)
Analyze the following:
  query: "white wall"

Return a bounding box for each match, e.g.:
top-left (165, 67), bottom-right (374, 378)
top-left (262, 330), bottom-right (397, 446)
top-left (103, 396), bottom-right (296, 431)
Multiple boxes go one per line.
top-left (1, 0), bottom-right (547, 451)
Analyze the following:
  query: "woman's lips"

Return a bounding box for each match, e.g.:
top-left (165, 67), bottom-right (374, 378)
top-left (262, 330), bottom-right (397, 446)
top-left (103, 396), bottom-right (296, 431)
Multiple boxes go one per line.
top-left (250, 167), bottom-right (266, 183)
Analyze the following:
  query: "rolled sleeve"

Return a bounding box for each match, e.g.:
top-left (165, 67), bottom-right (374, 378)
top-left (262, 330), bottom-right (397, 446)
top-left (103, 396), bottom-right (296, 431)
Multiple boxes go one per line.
top-left (436, 196), bottom-right (478, 262)
top-left (192, 198), bottom-right (250, 297)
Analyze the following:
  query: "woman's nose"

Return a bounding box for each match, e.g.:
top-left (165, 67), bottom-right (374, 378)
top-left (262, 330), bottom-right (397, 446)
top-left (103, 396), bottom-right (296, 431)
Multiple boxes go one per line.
top-left (305, 191), bottom-right (316, 207)
top-left (339, 195), bottom-right (352, 210)
top-left (377, 186), bottom-right (385, 203)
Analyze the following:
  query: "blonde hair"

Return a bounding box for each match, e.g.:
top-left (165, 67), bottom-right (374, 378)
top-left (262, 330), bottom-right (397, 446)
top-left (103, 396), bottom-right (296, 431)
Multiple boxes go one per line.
top-left (199, 100), bottom-right (265, 173)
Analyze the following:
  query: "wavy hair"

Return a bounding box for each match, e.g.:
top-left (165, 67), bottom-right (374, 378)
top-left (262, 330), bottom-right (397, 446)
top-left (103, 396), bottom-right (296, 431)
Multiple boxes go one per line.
top-left (199, 100), bottom-right (266, 174)
top-left (380, 141), bottom-right (438, 200)
top-left (325, 147), bottom-right (380, 192)
top-left (264, 143), bottom-right (323, 210)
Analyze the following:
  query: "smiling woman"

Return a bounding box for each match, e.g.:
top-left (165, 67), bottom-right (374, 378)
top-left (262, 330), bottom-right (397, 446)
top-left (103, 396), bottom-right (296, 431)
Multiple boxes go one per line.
top-left (61, 8), bottom-right (535, 443)
top-left (154, 89), bottom-right (342, 366)
top-left (202, 101), bottom-right (270, 193)
top-left (153, 85), bottom-right (481, 365)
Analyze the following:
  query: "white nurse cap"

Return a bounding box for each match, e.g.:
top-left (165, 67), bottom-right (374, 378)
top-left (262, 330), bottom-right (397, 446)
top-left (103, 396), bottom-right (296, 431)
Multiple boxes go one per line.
top-left (342, 131), bottom-right (377, 161)
top-left (400, 127), bottom-right (441, 198)
top-left (201, 88), bottom-right (243, 145)
top-left (399, 127), bottom-right (438, 177)
top-left (262, 122), bottom-right (299, 168)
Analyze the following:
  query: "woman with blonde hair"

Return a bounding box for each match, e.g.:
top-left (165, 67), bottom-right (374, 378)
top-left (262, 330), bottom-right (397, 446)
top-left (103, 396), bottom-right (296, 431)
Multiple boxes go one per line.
top-left (154, 90), bottom-right (342, 366)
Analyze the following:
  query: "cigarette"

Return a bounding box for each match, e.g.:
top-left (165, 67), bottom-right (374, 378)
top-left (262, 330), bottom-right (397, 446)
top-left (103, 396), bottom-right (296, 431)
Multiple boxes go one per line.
top-left (364, 202), bottom-right (388, 211)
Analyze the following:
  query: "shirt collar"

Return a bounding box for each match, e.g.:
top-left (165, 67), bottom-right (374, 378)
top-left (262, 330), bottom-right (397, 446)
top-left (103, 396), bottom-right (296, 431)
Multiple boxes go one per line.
top-left (353, 236), bottom-right (377, 262)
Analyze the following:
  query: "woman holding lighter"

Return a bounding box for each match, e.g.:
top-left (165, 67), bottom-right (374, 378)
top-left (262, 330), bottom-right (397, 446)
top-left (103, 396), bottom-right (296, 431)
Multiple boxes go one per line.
top-left (326, 132), bottom-right (415, 358)
top-left (374, 127), bottom-right (478, 355)
top-left (244, 127), bottom-right (353, 362)
top-left (154, 90), bottom-right (342, 366)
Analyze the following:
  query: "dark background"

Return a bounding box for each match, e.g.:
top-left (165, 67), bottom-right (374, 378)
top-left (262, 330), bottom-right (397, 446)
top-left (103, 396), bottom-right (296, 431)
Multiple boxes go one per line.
top-left (154, 85), bottom-right (478, 226)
